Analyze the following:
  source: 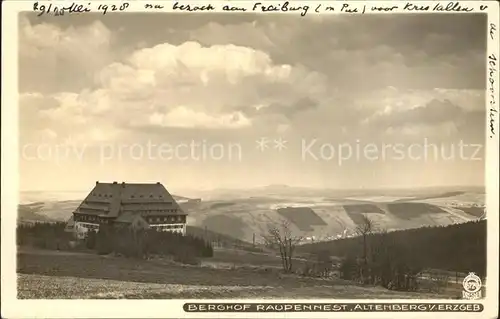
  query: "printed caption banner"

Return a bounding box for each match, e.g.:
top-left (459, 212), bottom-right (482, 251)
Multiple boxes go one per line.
top-left (184, 303), bottom-right (485, 312)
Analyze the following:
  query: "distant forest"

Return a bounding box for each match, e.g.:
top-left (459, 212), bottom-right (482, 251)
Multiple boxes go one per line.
top-left (299, 220), bottom-right (486, 279)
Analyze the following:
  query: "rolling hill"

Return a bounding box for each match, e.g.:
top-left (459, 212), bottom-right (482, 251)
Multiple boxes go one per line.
top-left (17, 187), bottom-right (485, 243)
top-left (184, 198), bottom-right (484, 243)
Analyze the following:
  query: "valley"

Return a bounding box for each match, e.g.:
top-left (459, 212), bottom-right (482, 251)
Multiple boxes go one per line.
top-left (18, 186), bottom-right (485, 244)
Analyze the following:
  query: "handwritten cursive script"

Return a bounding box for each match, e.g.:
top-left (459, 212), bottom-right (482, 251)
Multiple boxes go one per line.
top-left (33, 2), bottom-right (91, 16)
top-left (172, 2), bottom-right (215, 11)
top-left (96, 3), bottom-right (130, 15)
top-left (433, 1), bottom-right (473, 12)
top-left (252, 2), bottom-right (310, 16)
top-left (488, 22), bottom-right (498, 138)
top-left (403, 1), bottom-right (474, 12)
top-left (488, 53), bottom-right (497, 138)
top-left (490, 23), bottom-right (497, 40)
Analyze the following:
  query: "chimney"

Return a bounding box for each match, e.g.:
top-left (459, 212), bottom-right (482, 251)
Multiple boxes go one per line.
top-left (122, 182), bottom-right (126, 188)
top-left (96, 181), bottom-right (99, 185)
top-left (113, 181), bottom-right (117, 184)
top-left (156, 182), bottom-right (160, 184)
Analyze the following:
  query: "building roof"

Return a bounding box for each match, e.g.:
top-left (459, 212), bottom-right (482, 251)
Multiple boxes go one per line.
top-left (74, 182), bottom-right (186, 218)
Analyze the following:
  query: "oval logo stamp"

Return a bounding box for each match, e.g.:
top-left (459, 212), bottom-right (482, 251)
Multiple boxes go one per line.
top-left (462, 272), bottom-right (482, 300)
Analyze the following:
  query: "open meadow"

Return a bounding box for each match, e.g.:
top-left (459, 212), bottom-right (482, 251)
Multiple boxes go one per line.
top-left (17, 248), bottom-right (457, 299)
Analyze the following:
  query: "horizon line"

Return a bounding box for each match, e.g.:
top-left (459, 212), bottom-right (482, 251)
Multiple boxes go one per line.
top-left (20, 184), bottom-right (486, 193)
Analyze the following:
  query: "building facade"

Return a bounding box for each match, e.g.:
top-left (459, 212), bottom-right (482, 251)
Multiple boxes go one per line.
top-left (70, 181), bottom-right (188, 239)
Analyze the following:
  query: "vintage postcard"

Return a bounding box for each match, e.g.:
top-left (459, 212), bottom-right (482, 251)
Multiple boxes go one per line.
top-left (1, 0), bottom-right (499, 318)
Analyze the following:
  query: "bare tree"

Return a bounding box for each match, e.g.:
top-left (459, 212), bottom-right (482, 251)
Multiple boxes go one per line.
top-left (355, 215), bottom-right (376, 284)
top-left (262, 219), bottom-right (302, 273)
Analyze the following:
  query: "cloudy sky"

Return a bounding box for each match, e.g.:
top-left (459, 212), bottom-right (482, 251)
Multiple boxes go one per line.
top-left (19, 13), bottom-right (487, 192)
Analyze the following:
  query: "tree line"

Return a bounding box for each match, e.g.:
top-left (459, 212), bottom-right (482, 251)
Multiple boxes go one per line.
top-left (89, 225), bottom-right (214, 264)
top-left (299, 219), bottom-right (486, 291)
top-left (17, 222), bottom-right (72, 249)
top-left (17, 222), bottom-right (214, 265)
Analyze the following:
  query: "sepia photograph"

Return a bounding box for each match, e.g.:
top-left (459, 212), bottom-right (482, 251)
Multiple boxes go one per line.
top-left (2, 1), bottom-right (498, 316)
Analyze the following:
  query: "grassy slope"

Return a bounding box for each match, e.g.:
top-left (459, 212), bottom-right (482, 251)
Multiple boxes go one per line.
top-left (17, 249), bottom-right (451, 299)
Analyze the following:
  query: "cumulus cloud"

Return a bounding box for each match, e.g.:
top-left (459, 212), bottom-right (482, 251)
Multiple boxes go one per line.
top-left (359, 87), bottom-right (484, 137)
top-left (101, 41), bottom-right (326, 132)
top-left (19, 17), bottom-right (113, 93)
top-left (19, 13), bottom-right (486, 146)
top-left (187, 15), bottom-right (486, 91)
top-left (371, 99), bottom-right (464, 132)
top-left (17, 13), bottom-right (488, 190)
top-left (148, 107), bottom-right (252, 129)
top-left (20, 33), bottom-right (329, 142)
